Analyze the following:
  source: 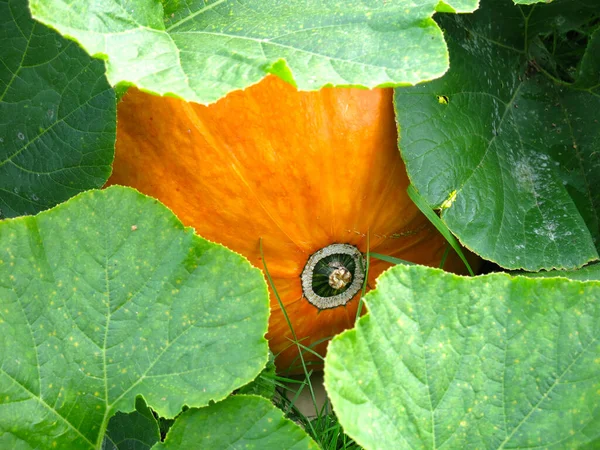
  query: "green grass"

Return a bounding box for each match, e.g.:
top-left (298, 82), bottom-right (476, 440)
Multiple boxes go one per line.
top-left (407, 185), bottom-right (474, 275)
top-left (260, 238), bottom-right (363, 449)
top-left (273, 375), bottom-right (362, 450)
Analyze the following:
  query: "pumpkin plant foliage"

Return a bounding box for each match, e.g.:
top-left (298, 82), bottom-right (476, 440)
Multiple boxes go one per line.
top-left (153, 395), bottom-right (318, 450)
top-left (0, 186), bottom-right (278, 449)
top-left (325, 264), bottom-right (600, 450)
top-left (28, 0), bottom-right (479, 105)
top-left (3, 0), bottom-right (600, 447)
top-left (0, 0), bottom-right (115, 219)
top-left (395, 0), bottom-right (600, 272)
top-left (102, 394), bottom-right (317, 450)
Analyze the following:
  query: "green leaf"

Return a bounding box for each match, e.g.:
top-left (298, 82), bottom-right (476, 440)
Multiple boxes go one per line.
top-left (574, 28), bottom-right (600, 90)
top-left (325, 264), bottom-right (600, 450)
top-left (515, 262), bottom-right (600, 282)
top-left (394, 0), bottom-right (600, 271)
top-left (29, 0), bottom-right (479, 105)
top-left (237, 351), bottom-right (277, 400)
top-left (0, 186), bottom-right (269, 449)
top-left (153, 395), bottom-right (319, 450)
top-left (158, 416), bottom-right (175, 443)
top-left (103, 397), bottom-right (160, 450)
top-left (407, 185), bottom-right (474, 275)
top-left (0, 0), bottom-right (115, 218)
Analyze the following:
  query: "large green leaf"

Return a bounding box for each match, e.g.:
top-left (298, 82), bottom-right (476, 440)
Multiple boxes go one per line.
top-left (0, 0), bottom-right (115, 218)
top-left (28, 0), bottom-right (478, 105)
top-left (325, 265), bottom-right (600, 449)
top-left (153, 395), bottom-right (318, 449)
top-left (394, 0), bottom-right (600, 271)
top-left (0, 186), bottom-right (269, 449)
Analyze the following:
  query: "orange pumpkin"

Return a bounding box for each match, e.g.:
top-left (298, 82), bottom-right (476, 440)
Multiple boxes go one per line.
top-left (108, 76), bottom-right (469, 372)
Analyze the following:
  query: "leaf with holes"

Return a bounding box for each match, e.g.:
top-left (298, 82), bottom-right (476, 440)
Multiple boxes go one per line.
top-left (0, 0), bottom-right (115, 218)
top-left (153, 395), bottom-right (319, 449)
top-left (28, 0), bottom-right (479, 105)
top-left (0, 186), bottom-right (269, 449)
top-left (394, 0), bottom-right (600, 271)
top-left (325, 264), bottom-right (600, 450)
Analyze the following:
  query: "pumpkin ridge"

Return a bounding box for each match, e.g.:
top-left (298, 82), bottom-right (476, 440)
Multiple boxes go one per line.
top-left (276, 293), bottom-right (304, 309)
top-left (321, 95), bottom-right (338, 239)
top-left (230, 163), bottom-right (308, 252)
top-left (185, 103), bottom-right (308, 253)
top-left (362, 147), bottom-right (403, 240)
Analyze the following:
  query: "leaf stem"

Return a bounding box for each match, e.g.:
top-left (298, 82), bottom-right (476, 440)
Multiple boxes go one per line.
top-left (407, 185), bottom-right (474, 276)
top-left (259, 238), bottom-right (319, 435)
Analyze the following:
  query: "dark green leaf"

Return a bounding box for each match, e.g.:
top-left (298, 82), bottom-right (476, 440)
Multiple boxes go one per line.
top-left (153, 395), bottom-right (318, 450)
top-left (0, 0), bottom-right (115, 218)
top-left (574, 29), bottom-right (600, 90)
top-left (325, 264), bottom-right (600, 449)
top-left (103, 397), bottom-right (160, 450)
top-left (394, 0), bottom-right (600, 271)
top-left (515, 262), bottom-right (600, 282)
top-left (158, 417), bottom-right (175, 443)
top-left (29, 0), bottom-right (478, 105)
top-left (0, 186), bottom-right (269, 449)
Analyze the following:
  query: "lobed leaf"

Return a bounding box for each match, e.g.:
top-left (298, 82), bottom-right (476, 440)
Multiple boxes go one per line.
top-left (153, 395), bottom-right (319, 449)
top-left (29, 0), bottom-right (479, 104)
top-left (0, 186), bottom-right (269, 449)
top-left (325, 264), bottom-right (600, 449)
top-left (0, 0), bottom-right (115, 218)
top-left (394, 0), bottom-right (600, 271)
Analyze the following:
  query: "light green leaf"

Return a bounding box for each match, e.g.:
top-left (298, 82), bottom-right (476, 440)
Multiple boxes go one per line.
top-left (0, 0), bottom-right (115, 218)
top-left (103, 397), bottom-right (160, 450)
top-left (29, 0), bottom-right (479, 105)
top-left (153, 395), bottom-right (319, 450)
top-left (394, 0), bottom-right (600, 271)
top-left (0, 186), bottom-right (269, 449)
top-left (325, 264), bottom-right (600, 449)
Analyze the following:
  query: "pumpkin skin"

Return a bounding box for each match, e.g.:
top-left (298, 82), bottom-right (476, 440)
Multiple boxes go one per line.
top-left (108, 76), bottom-right (469, 373)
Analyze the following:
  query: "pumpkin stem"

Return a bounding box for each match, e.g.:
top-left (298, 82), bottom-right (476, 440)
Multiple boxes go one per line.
top-left (329, 264), bottom-right (352, 289)
top-left (301, 243), bottom-right (365, 310)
